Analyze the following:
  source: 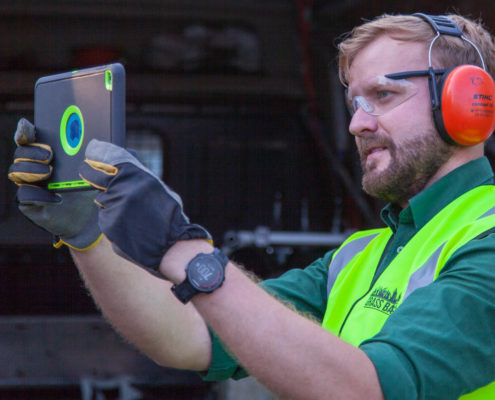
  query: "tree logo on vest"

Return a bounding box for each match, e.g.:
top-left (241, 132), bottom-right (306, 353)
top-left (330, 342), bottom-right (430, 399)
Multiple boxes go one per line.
top-left (364, 287), bottom-right (402, 315)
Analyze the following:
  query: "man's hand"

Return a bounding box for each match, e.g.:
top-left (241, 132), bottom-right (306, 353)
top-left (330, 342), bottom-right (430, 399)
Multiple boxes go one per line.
top-left (7, 118), bottom-right (102, 250)
top-left (78, 139), bottom-right (212, 272)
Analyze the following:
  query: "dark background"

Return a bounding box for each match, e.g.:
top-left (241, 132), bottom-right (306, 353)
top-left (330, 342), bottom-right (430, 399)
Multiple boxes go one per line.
top-left (0, 1), bottom-right (494, 398)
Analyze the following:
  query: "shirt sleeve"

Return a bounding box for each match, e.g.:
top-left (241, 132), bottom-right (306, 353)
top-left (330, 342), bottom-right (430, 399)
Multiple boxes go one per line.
top-left (360, 233), bottom-right (495, 400)
top-left (202, 250), bottom-right (333, 381)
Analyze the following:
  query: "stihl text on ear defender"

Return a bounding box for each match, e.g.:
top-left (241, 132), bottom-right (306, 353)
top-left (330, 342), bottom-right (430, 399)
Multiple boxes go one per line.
top-left (414, 13), bottom-right (495, 146)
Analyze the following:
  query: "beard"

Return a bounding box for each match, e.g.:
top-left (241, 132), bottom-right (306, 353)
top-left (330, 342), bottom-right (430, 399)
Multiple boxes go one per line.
top-left (359, 129), bottom-right (455, 204)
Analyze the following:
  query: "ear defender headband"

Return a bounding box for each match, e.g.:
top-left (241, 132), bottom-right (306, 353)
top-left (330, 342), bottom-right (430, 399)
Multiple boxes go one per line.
top-left (414, 13), bottom-right (495, 146)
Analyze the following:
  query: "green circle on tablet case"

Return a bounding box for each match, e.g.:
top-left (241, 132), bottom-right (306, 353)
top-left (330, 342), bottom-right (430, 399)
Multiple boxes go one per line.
top-left (60, 105), bottom-right (84, 156)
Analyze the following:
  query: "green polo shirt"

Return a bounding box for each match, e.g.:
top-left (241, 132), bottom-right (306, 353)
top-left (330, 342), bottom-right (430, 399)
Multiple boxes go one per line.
top-left (203, 157), bottom-right (495, 399)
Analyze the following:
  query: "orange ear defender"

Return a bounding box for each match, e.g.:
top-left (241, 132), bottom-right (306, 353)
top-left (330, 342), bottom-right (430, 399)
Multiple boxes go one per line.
top-left (414, 13), bottom-right (495, 146)
top-left (435, 65), bottom-right (495, 146)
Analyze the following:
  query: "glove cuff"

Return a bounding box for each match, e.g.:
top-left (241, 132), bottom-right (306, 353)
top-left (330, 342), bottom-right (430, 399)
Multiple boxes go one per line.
top-left (173, 224), bottom-right (213, 247)
top-left (54, 231), bottom-right (104, 251)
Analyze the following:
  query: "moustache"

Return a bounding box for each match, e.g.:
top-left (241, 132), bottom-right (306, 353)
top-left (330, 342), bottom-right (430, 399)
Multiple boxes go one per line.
top-left (358, 136), bottom-right (394, 157)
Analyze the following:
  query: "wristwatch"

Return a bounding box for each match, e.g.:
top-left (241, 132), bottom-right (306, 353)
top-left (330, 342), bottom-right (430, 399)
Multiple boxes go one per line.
top-left (171, 248), bottom-right (229, 304)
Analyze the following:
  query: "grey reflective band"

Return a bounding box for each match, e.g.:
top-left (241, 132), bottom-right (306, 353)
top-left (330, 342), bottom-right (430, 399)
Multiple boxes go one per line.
top-left (327, 233), bottom-right (381, 296)
top-left (479, 206), bottom-right (495, 219)
top-left (404, 205), bottom-right (495, 298)
top-left (404, 245), bottom-right (444, 300)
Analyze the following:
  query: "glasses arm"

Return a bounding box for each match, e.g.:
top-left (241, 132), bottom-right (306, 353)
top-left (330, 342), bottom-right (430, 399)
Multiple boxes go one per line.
top-left (385, 68), bottom-right (447, 110)
top-left (385, 69), bottom-right (446, 80)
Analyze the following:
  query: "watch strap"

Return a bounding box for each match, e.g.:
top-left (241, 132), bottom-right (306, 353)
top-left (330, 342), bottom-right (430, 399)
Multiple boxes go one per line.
top-left (171, 279), bottom-right (198, 304)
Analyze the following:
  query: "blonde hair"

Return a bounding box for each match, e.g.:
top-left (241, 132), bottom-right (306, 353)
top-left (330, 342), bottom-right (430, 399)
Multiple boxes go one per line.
top-left (338, 13), bottom-right (495, 86)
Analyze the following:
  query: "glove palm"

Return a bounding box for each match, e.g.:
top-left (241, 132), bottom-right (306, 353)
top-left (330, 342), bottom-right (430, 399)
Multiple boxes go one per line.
top-left (8, 118), bottom-right (101, 250)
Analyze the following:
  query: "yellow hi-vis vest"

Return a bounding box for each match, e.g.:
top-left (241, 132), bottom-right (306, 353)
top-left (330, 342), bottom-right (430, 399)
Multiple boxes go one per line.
top-left (321, 185), bottom-right (495, 399)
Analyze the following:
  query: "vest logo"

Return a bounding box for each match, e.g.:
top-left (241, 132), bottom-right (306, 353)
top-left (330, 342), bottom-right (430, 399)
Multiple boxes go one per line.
top-left (364, 287), bottom-right (402, 315)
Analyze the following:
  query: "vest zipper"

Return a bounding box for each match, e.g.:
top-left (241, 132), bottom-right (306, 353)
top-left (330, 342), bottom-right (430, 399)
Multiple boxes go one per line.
top-left (338, 236), bottom-right (393, 337)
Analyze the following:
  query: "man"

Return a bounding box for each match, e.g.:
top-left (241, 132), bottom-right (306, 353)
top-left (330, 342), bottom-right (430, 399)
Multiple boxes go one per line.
top-left (8, 12), bottom-right (495, 399)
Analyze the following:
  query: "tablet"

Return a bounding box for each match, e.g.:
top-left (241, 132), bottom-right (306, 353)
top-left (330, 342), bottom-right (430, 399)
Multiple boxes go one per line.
top-left (34, 63), bottom-right (126, 191)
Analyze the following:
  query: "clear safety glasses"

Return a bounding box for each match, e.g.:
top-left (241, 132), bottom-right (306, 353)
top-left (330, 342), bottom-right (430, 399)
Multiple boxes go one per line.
top-left (345, 70), bottom-right (441, 117)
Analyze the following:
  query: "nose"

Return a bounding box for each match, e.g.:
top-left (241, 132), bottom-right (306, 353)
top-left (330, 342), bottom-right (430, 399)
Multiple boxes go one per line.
top-left (348, 106), bottom-right (379, 137)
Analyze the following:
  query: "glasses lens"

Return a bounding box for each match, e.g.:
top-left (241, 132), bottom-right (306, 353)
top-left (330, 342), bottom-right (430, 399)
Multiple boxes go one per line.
top-left (351, 97), bottom-right (373, 114)
top-left (346, 75), bottom-right (419, 116)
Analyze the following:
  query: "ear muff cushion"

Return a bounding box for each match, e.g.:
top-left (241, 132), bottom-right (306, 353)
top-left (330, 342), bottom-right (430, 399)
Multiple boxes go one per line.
top-left (432, 69), bottom-right (455, 145)
top-left (439, 65), bottom-right (495, 146)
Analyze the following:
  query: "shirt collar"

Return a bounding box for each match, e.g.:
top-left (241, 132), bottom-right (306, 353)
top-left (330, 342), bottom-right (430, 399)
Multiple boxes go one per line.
top-left (380, 157), bottom-right (494, 232)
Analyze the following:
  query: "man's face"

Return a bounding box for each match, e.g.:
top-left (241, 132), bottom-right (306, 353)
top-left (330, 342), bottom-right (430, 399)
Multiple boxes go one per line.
top-left (347, 35), bottom-right (455, 206)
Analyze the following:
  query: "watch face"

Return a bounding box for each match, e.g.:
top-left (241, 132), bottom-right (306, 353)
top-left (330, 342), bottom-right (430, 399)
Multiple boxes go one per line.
top-left (188, 254), bottom-right (225, 292)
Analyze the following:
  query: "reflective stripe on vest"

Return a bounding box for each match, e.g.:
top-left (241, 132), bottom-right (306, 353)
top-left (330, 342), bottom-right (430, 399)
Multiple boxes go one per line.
top-left (326, 229), bottom-right (386, 296)
top-left (321, 185), bottom-right (495, 399)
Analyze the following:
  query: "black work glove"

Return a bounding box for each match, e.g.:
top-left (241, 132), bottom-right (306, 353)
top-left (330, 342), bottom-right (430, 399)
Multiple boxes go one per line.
top-left (78, 139), bottom-right (212, 272)
top-left (7, 118), bottom-right (102, 250)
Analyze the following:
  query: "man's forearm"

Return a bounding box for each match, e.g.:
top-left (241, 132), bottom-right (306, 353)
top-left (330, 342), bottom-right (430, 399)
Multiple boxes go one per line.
top-left (70, 237), bottom-right (212, 371)
top-left (161, 241), bottom-right (384, 400)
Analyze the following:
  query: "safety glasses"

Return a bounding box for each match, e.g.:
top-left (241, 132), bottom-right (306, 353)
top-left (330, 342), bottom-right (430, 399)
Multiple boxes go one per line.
top-left (346, 69), bottom-right (446, 116)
